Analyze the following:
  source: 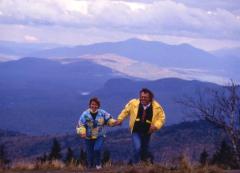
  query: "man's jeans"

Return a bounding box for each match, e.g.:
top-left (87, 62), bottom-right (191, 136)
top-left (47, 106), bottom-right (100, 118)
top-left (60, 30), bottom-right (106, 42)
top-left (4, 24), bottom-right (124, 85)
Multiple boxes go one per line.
top-left (85, 136), bottom-right (104, 167)
top-left (132, 132), bottom-right (151, 164)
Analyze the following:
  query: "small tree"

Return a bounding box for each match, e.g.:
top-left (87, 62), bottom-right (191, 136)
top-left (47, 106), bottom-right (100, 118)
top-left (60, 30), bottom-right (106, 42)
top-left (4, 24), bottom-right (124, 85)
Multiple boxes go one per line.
top-left (0, 144), bottom-right (10, 169)
top-left (199, 148), bottom-right (208, 166)
top-left (37, 152), bottom-right (48, 163)
top-left (48, 138), bottom-right (62, 161)
top-left (178, 80), bottom-right (240, 166)
top-left (211, 140), bottom-right (238, 169)
top-left (65, 147), bottom-right (74, 165)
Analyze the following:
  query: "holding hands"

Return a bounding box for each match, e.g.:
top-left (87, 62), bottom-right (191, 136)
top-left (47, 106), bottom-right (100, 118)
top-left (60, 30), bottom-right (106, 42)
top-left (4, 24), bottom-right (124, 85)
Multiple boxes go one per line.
top-left (113, 120), bottom-right (122, 126)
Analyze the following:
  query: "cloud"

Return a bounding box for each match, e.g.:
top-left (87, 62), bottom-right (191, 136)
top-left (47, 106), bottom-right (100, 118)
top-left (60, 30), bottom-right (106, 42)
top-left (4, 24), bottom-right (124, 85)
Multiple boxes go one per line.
top-left (0, 0), bottom-right (239, 39)
top-left (172, 0), bottom-right (240, 13)
top-left (0, 0), bottom-right (239, 50)
top-left (24, 35), bottom-right (39, 42)
top-left (1, 23), bottom-right (239, 51)
top-left (119, 0), bottom-right (240, 13)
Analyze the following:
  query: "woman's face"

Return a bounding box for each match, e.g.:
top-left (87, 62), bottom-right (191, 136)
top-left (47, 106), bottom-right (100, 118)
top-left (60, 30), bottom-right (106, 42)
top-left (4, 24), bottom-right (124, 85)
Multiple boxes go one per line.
top-left (90, 101), bottom-right (99, 112)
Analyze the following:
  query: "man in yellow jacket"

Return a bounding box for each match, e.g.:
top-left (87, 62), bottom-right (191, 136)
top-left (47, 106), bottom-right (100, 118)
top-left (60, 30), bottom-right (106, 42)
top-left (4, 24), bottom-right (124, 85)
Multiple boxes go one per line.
top-left (115, 88), bottom-right (165, 163)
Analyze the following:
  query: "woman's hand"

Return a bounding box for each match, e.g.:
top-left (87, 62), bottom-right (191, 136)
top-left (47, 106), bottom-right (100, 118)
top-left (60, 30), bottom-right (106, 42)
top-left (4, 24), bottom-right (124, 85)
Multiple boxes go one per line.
top-left (80, 133), bottom-right (86, 138)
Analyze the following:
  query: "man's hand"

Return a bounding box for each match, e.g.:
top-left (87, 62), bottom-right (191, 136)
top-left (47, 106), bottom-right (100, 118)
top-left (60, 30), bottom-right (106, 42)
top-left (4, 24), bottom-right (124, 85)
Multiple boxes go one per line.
top-left (148, 125), bottom-right (158, 134)
top-left (114, 120), bottom-right (122, 126)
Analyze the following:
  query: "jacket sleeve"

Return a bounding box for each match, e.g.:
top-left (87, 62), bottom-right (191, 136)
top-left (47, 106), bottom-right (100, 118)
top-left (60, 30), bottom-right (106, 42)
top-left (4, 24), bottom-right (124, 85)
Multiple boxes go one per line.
top-left (102, 109), bottom-right (116, 127)
top-left (153, 105), bottom-right (166, 130)
top-left (117, 100), bottom-right (133, 122)
top-left (76, 113), bottom-right (86, 135)
top-left (107, 118), bottom-right (117, 126)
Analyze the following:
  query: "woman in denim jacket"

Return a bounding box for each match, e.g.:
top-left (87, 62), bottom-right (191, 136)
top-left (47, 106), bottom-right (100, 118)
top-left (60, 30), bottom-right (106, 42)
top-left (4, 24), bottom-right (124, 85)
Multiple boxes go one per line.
top-left (76, 97), bottom-right (116, 169)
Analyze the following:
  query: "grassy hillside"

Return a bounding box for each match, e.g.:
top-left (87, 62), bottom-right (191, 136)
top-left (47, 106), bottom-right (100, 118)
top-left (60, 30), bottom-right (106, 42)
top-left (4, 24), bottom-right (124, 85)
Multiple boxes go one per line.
top-left (0, 120), bottom-right (226, 163)
top-left (1, 163), bottom-right (226, 173)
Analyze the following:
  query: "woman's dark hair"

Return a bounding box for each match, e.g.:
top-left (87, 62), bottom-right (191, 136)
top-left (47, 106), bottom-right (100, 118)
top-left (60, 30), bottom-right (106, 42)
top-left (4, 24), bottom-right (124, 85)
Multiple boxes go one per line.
top-left (139, 88), bottom-right (154, 101)
top-left (89, 97), bottom-right (101, 107)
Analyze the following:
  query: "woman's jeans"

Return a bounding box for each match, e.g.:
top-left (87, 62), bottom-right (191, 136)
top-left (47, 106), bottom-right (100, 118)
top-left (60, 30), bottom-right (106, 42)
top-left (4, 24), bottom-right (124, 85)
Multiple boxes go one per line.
top-left (85, 136), bottom-right (104, 167)
top-left (132, 132), bottom-right (151, 164)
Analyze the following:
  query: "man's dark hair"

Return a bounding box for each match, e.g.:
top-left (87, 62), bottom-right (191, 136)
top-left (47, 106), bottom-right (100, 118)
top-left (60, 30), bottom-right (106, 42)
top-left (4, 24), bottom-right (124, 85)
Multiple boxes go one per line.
top-left (89, 97), bottom-right (101, 107)
top-left (140, 88), bottom-right (154, 101)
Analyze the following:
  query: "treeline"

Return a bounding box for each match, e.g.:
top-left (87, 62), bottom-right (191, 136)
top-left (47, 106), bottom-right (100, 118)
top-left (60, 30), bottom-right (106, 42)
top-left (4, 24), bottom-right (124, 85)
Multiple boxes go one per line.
top-left (0, 138), bottom-right (239, 170)
top-left (0, 138), bottom-right (111, 170)
top-left (199, 140), bottom-right (239, 169)
top-left (36, 138), bottom-right (111, 167)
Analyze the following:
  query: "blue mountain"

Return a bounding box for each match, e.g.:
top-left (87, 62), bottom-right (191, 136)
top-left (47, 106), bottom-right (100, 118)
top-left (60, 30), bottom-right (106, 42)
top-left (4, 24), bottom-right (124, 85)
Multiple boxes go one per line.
top-left (29, 38), bottom-right (219, 69)
top-left (0, 58), bottom-right (127, 134)
top-left (0, 57), bottom-right (220, 135)
top-left (211, 47), bottom-right (240, 81)
top-left (1, 39), bottom-right (238, 82)
top-left (27, 38), bottom-right (239, 82)
top-left (88, 77), bottom-right (219, 128)
top-left (0, 40), bottom-right (61, 56)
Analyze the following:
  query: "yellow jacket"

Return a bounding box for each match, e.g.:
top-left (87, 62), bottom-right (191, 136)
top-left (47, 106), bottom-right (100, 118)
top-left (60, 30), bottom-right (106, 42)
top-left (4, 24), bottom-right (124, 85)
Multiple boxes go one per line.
top-left (117, 99), bottom-right (165, 133)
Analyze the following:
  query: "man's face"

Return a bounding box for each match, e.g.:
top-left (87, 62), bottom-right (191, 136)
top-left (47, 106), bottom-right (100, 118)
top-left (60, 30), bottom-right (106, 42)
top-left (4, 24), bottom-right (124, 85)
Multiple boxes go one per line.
top-left (140, 92), bottom-right (151, 106)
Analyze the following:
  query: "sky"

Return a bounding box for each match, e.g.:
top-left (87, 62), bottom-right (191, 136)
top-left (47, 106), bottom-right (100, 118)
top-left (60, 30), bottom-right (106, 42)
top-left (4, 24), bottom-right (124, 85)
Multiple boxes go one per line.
top-left (0, 0), bottom-right (240, 51)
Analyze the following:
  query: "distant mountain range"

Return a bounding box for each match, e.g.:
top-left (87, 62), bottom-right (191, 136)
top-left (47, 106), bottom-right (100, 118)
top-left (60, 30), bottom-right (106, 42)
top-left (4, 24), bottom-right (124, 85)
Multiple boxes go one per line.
top-left (0, 57), bottom-right (124, 92)
top-left (211, 47), bottom-right (240, 82)
top-left (29, 38), bottom-right (217, 69)
top-left (0, 57), bottom-right (129, 134)
top-left (0, 120), bottom-right (226, 162)
top-left (26, 38), bottom-right (239, 83)
top-left (0, 57), bottom-right (220, 135)
top-left (0, 40), bottom-right (61, 57)
top-left (52, 54), bottom-right (226, 84)
top-left (211, 47), bottom-right (240, 59)
top-left (1, 38), bottom-right (239, 83)
top-left (0, 38), bottom-right (238, 135)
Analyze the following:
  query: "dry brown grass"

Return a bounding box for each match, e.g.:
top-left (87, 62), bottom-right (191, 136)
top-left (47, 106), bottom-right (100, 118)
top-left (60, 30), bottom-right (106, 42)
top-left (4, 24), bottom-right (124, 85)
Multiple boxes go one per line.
top-left (102, 164), bottom-right (224, 173)
top-left (2, 159), bottom-right (85, 172)
top-left (0, 158), bottom-right (226, 173)
top-left (10, 161), bottom-right (36, 171)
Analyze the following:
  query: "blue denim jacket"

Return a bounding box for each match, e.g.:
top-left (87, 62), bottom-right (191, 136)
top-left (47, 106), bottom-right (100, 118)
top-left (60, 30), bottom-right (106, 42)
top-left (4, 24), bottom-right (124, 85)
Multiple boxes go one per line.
top-left (78, 109), bottom-right (115, 139)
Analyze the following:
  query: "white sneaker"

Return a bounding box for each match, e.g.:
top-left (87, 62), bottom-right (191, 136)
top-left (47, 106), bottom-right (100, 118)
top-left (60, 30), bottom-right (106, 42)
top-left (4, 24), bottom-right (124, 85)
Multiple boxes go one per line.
top-left (96, 165), bottom-right (102, 170)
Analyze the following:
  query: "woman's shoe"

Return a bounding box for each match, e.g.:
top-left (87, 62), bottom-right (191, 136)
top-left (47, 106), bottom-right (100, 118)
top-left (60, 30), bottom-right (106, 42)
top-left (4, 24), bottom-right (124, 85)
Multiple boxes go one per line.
top-left (96, 165), bottom-right (102, 170)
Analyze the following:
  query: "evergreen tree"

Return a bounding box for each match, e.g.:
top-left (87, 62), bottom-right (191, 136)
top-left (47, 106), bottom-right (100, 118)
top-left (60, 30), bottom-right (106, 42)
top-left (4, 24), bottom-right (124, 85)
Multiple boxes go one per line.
top-left (0, 144), bottom-right (6, 168)
top-left (48, 138), bottom-right (62, 161)
top-left (65, 147), bottom-right (74, 165)
top-left (0, 144), bottom-right (10, 169)
top-left (41, 153), bottom-right (48, 163)
top-left (102, 149), bottom-right (110, 165)
top-left (38, 153), bottom-right (48, 163)
top-left (211, 140), bottom-right (238, 169)
top-left (199, 148), bottom-right (208, 166)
